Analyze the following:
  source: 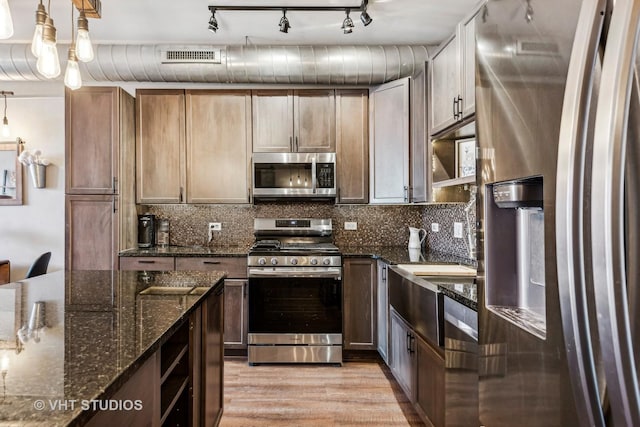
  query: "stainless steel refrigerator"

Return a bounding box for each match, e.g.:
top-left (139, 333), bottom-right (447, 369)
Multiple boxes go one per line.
top-left (477, 0), bottom-right (640, 425)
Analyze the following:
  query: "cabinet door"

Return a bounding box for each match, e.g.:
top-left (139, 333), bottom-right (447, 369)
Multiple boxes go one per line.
top-left (343, 258), bottom-right (377, 350)
top-left (430, 34), bottom-right (460, 134)
top-left (136, 90), bottom-right (186, 203)
top-left (294, 90), bottom-right (336, 152)
top-left (186, 90), bottom-right (252, 203)
top-left (377, 261), bottom-right (389, 364)
top-left (66, 195), bottom-right (117, 270)
top-left (65, 87), bottom-right (119, 194)
top-left (416, 335), bottom-right (445, 427)
top-left (390, 308), bottom-right (415, 401)
top-left (223, 279), bottom-right (247, 349)
top-left (461, 11), bottom-right (477, 118)
top-left (370, 78), bottom-right (410, 203)
top-left (410, 68), bottom-right (428, 203)
top-left (336, 89), bottom-right (369, 204)
top-left (252, 90), bottom-right (294, 152)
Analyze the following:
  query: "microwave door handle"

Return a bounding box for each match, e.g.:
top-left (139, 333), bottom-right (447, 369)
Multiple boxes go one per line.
top-left (312, 156), bottom-right (317, 194)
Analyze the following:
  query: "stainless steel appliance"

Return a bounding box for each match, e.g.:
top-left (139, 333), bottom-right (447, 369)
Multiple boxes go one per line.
top-left (252, 152), bottom-right (336, 199)
top-left (137, 214), bottom-right (156, 248)
top-left (247, 218), bottom-right (342, 364)
top-left (478, 0), bottom-right (640, 424)
top-left (443, 296), bottom-right (478, 427)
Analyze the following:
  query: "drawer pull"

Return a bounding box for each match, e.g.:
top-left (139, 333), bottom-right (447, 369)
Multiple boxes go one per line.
top-left (203, 261), bottom-right (221, 265)
top-left (138, 260), bottom-right (156, 264)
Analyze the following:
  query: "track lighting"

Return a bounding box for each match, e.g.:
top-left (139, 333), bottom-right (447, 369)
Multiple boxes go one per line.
top-left (342, 9), bottom-right (354, 34)
top-left (208, 8), bottom-right (218, 33)
top-left (36, 16), bottom-right (60, 78)
top-left (1, 91), bottom-right (12, 138)
top-left (75, 10), bottom-right (94, 62)
top-left (0, 0), bottom-right (13, 39)
top-left (360, 5), bottom-right (372, 26)
top-left (31, 2), bottom-right (48, 57)
top-left (279, 10), bottom-right (291, 33)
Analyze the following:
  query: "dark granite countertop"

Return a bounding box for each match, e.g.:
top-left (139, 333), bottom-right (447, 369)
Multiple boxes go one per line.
top-left (0, 269), bottom-right (225, 426)
top-left (119, 245), bottom-right (249, 257)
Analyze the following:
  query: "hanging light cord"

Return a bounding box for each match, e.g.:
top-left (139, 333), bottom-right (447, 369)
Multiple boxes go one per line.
top-left (2, 93), bottom-right (7, 120)
top-left (71, 6), bottom-right (74, 40)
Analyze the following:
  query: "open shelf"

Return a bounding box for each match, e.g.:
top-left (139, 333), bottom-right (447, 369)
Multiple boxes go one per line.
top-left (432, 175), bottom-right (475, 188)
top-left (160, 375), bottom-right (189, 424)
top-left (160, 343), bottom-right (188, 384)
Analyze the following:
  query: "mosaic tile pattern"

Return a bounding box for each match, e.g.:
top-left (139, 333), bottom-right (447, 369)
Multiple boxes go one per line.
top-left (422, 203), bottom-right (477, 260)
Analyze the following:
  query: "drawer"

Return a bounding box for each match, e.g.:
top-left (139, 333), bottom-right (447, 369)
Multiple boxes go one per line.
top-left (119, 257), bottom-right (175, 271)
top-left (175, 257), bottom-right (247, 278)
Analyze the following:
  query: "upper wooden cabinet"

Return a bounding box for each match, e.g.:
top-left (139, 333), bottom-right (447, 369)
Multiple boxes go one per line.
top-left (136, 89), bottom-right (186, 204)
top-left (66, 87), bottom-right (134, 195)
top-left (186, 90), bottom-right (252, 203)
top-left (137, 89), bottom-right (252, 204)
top-left (336, 89), bottom-right (369, 204)
top-left (252, 89), bottom-right (335, 153)
top-left (430, 3), bottom-right (482, 135)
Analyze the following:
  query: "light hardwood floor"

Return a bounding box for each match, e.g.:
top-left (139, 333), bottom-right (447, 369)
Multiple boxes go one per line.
top-left (220, 358), bottom-right (425, 426)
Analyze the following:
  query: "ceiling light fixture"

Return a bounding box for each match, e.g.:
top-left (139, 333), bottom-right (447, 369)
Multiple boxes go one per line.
top-left (279, 9), bottom-right (291, 34)
top-left (75, 8), bottom-right (94, 62)
top-left (36, 14), bottom-right (60, 79)
top-left (1, 91), bottom-right (13, 138)
top-left (525, 0), bottom-right (534, 23)
top-left (342, 9), bottom-right (354, 34)
top-left (0, 0), bottom-right (13, 39)
top-left (208, 8), bottom-right (218, 33)
top-left (65, 7), bottom-right (82, 90)
top-left (31, 1), bottom-right (48, 57)
top-left (207, 0), bottom-right (370, 34)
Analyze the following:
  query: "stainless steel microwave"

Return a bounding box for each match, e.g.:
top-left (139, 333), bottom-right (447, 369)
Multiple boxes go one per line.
top-left (252, 152), bottom-right (336, 199)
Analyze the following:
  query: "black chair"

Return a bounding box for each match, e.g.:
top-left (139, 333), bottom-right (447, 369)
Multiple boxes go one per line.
top-left (25, 252), bottom-right (51, 279)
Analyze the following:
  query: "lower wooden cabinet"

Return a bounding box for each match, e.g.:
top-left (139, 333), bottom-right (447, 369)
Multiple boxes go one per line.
top-left (343, 257), bottom-right (377, 350)
top-left (223, 279), bottom-right (247, 349)
top-left (390, 308), bottom-right (415, 399)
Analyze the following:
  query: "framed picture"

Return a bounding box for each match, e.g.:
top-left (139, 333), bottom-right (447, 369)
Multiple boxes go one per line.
top-left (456, 138), bottom-right (476, 178)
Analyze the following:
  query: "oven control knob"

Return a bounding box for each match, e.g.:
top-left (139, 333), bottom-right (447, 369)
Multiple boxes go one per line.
top-left (270, 258), bottom-right (278, 265)
top-left (322, 258), bottom-right (332, 266)
top-left (291, 258), bottom-right (299, 265)
top-left (310, 258), bottom-right (318, 265)
top-left (258, 257), bottom-right (267, 266)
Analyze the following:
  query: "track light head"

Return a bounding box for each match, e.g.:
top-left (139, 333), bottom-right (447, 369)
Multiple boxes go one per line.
top-left (342, 9), bottom-right (354, 34)
top-left (360, 9), bottom-right (372, 26)
top-left (279, 10), bottom-right (291, 33)
top-left (208, 8), bottom-right (218, 33)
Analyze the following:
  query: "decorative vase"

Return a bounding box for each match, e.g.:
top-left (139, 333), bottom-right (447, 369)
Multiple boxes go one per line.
top-left (28, 164), bottom-right (46, 188)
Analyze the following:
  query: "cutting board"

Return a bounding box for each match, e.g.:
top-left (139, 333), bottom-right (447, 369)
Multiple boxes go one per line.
top-left (397, 264), bottom-right (477, 277)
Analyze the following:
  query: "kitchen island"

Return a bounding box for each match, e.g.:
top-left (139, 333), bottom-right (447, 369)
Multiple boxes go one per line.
top-left (0, 269), bottom-right (225, 426)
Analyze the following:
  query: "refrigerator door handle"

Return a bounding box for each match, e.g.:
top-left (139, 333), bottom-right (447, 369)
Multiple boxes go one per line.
top-left (555, 0), bottom-right (608, 425)
top-left (592, 0), bottom-right (640, 425)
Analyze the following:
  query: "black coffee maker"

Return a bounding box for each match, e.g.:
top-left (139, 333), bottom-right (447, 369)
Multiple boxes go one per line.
top-left (138, 214), bottom-right (156, 248)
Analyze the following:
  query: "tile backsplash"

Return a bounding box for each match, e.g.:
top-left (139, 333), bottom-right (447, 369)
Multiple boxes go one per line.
top-left (140, 201), bottom-right (476, 260)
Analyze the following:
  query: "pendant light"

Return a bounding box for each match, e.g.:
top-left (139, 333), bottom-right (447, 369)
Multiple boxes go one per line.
top-left (31, 1), bottom-right (48, 57)
top-left (1, 91), bottom-right (12, 138)
top-left (64, 8), bottom-right (82, 90)
top-left (0, 0), bottom-right (14, 39)
top-left (75, 9), bottom-right (94, 62)
top-left (36, 15), bottom-right (61, 78)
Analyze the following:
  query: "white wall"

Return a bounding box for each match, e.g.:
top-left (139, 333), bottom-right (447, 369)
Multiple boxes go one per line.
top-left (0, 93), bottom-right (65, 281)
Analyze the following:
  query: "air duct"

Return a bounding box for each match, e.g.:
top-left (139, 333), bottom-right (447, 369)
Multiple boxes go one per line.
top-left (0, 44), bottom-right (429, 85)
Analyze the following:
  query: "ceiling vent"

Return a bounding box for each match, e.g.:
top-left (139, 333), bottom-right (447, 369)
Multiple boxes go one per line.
top-left (516, 40), bottom-right (560, 56)
top-left (161, 48), bottom-right (223, 64)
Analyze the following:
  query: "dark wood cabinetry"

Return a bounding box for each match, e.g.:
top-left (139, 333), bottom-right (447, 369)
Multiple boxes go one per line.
top-left (343, 257), bottom-right (377, 350)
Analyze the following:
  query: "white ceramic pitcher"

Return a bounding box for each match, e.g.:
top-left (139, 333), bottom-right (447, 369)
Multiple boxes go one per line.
top-left (408, 227), bottom-right (427, 250)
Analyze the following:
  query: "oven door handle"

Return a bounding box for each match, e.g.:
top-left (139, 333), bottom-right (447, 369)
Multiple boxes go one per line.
top-left (248, 267), bottom-right (342, 279)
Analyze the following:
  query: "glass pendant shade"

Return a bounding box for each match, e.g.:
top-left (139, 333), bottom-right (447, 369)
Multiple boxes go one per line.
top-left (31, 3), bottom-right (47, 57)
top-left (36, 17), bottom-right (61, 78)
top-left (64, 47), bottom-right (82, 90)
top-left (75, 12), bottom-right (94, 62)
top-left (0, 0), bottom-right (13, 39)
top-left (2, 117), bottom-right (9, 138)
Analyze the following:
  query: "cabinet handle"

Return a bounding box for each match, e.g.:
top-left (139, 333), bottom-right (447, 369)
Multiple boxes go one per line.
top-left (295, 136), bottom-right (299, 151)
top-left (179, 187), bottom-right (184, 203)
top-left (452, 97), bottom-right (458, 119)
top-left (203, 261), bottom-right (221, 265)
top-left (138, 260), bottom-right (156, 264)
top-left (112, 177), bottom-right (117, 194)
top-left (382, 265), bottom-right (387, 282)
top-left (406, 332), bottom-right (411, 353)
top-left (290, 136), bottom-right (293, 151)
top-left (403, 186), bottom-right (409, 203)
top-left (409, 334), bottom-right (415, 354)
top-left (112, 198), bottom-right (117, 213)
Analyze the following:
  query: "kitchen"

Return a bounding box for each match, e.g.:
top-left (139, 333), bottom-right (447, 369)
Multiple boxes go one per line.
top-left (1, 0), bottom-right (639, 426)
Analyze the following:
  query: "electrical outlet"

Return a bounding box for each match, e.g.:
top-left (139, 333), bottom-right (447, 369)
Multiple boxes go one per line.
top-left (209, 222), bottom-right (222, 231)
top-left (431, 223), bottom-right (440, 232)
top-left (344, 221), bottom-right (358, 231)
top-left (454, 222), bottom-right (464, 238)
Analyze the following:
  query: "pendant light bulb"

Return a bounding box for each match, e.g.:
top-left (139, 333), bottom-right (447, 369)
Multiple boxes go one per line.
top-left (0, 0), bottom-right (14, 39)
top-left (75, 11), bottom-right (94, 62)
top-left (64, 46), bottom-right (82, 90)
top-left (31, 3), bottom-right (47, 57)
top-left (36, 17), bottom-right (61, 78)
top-left (1, 117), bottom-right (9, 138)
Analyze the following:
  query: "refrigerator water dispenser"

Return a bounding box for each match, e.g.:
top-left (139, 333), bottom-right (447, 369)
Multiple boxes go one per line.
top-left (484, 176), bottom-right (546, 339)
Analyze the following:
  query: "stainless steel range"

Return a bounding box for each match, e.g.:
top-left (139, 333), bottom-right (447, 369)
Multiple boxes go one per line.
top-left (247, 218), bottom-right (342, 364)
